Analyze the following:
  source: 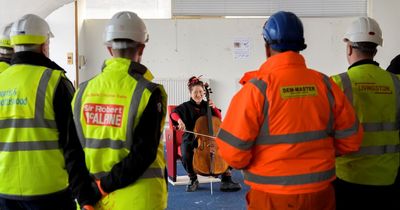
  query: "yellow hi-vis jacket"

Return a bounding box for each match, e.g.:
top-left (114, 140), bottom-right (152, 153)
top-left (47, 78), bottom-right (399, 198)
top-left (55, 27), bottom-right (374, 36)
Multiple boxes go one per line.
top-left (72, 58), bottom-right (167, 210)
top-left (332, 62), bottom-right (400, 185)
top-left (0, 61), bottom-right (10, 73)
top-left (0, 64), bottom-right (69, 197)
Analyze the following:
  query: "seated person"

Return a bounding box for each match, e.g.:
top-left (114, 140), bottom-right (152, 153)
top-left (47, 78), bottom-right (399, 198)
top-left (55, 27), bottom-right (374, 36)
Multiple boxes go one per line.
top-left (170, 76), bottom-right (241, 192)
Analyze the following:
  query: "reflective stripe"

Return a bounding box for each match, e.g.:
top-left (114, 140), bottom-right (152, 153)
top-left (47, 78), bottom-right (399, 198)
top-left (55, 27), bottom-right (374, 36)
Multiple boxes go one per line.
top-left (390, 74), bottom-right (400, 130)
top-left (0, 69), bottom-right (57, 129)
top-left (125, 74), bottom-right (148, 149)
top-left (73, 81), bottom-right (89, 147)
top-left (217, 128), bottom-right (254, 150)
top-left (249, 79), bottom-right (270, 137)
top-left (338, 72), bottom-right (353, 103)
top-left (93, 167), bottom-right (164, 179)
top-left (256, 130), bottom-right (329, 145)
top-left (335, 120), bottom-right (359, 139)
top-left (322, 75), bottom-right (335, 135)
top-left (0, 140), bottom-right (59, 151)
top-left (84, 138), bottom-right (125, 150)
top-left (353, 144), bottom-right (400, 155)
top-left (0, 119), bottom-right (56, 128)
top-left (244, 168), bottom-right (335, 185)
top-left (35, 69), bottom-right (52, 119)
top-left (362, 122), bottom-right (398, 132)
top-left (249, 78), bottom-right (267, 96)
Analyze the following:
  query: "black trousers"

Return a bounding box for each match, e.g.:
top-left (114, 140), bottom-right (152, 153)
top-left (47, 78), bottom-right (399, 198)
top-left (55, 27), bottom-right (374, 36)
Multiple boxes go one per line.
top-left (0, 190), bottom-right (76, 210)
top-left (181, 139), bottom-right (197, 177)
top-left (334, 173), bottom-right (400, 210)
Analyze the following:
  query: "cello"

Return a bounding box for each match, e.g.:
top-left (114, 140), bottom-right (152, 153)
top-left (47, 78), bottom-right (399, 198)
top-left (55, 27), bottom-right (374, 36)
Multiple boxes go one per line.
top-left (192, 83), bottom-right (229, 176)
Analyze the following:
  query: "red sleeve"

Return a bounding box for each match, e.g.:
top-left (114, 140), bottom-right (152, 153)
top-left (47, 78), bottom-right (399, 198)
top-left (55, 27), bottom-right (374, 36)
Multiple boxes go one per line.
top-left (170, 112), bottom-right (181, 122)
top-left (213, 107), bottom-right (222, 119)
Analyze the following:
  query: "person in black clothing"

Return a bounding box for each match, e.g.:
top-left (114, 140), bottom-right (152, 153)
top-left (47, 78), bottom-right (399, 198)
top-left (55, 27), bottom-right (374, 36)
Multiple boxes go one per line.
top-left (171, 76), bottom-right (241, 192)
top-left (387, 54), bottom-right (400, 74)
top-left (0, 14), bottom-right (100, 210)
top-left (71, 11), bottom-right (168, 209)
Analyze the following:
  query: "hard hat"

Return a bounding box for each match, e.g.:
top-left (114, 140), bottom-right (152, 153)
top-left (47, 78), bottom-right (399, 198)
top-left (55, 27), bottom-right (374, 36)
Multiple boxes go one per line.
top-left (0, 23), bottom-right (12, 48)
top-left (104, 11), bottom-right (149, 45)
top-left (344, 17), bottom-right (382, 46)
top-left (10, 14), bottom-right (54, 46)
top-left (262, 11), bottom-right (307, 52)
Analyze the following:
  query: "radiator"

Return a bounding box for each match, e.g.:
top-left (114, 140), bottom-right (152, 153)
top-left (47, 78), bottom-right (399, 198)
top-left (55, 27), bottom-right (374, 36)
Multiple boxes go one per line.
top-left (154, 78), bottom-right (210, 107)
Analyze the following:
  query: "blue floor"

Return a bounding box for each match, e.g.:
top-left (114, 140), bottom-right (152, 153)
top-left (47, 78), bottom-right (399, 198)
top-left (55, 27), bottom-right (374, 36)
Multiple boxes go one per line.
top-left (167, 160), bottom-right (249, 210)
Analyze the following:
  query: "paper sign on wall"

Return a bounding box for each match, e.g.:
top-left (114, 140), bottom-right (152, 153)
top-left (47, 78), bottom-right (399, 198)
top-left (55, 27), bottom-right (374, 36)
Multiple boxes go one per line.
top-left (233, 37), bottom-right (251, 60)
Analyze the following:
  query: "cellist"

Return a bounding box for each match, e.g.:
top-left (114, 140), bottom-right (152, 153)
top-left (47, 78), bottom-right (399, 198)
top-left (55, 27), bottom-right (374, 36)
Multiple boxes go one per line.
top-left (170, 76), bottom-right (242, 192)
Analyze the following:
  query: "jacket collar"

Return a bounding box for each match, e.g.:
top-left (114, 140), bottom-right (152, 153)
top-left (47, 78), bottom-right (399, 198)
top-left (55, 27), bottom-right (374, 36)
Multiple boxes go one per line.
top-left (348, 59), bottom-right (379, 70)
top-left (102, 57), bottom-right (148, 75)
top-left (0, 57), bottom-right (10, 64)
top-left (11, 51), bottom-right (65, 72)
top-left (258, 51), bottom-right (306, 74)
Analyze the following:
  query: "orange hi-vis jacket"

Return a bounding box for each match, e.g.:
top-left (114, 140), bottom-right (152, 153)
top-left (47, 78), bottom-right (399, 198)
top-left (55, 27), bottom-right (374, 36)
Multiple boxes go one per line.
top-left (239, 70), bottom-right (258, 85)
top-left (216, 51), bottom-right (363, 194)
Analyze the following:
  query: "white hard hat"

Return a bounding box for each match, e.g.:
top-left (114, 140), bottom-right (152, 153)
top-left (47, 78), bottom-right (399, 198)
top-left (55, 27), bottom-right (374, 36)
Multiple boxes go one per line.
top-left (104, 11), bottom-right (148, 45)
top-left (0, 23), bottom-right (13, 48)
top-left (344, 17), bottom-right (383, 46)
top-left (10, 14), bottom-right (54, 45)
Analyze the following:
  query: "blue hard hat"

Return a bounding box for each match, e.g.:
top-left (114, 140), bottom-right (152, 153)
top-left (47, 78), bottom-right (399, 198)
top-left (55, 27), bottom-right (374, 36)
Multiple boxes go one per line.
top-left (262, 11), bottom-right (307, 52)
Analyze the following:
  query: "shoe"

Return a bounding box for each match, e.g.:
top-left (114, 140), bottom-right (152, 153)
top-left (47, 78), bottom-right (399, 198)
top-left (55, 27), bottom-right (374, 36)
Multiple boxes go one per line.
top-left (220, 176), bottom-right (241, 192)
top-left (186, 178), bottom-right (199, 192)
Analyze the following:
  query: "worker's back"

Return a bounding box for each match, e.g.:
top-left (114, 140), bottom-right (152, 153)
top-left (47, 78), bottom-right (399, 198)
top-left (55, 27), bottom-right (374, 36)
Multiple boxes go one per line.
top-left (232, 51), bottom-right (361, 195)
top-left (216, 11), bottom-right (363, 210)
top-left (332, 63), bottom-right (400, 185)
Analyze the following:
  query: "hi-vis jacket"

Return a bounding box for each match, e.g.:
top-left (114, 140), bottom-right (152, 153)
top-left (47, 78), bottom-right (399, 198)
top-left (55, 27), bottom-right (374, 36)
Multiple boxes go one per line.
top-left (0, 61), bottom-right (9, 73)
top-left (72, 57), bottom-right (167, 210)
top-left (332, 60), bottom-right (400, 186)
top-left (216, 51), bottom-right (363, 194)
top-left (0, 63), bottom-right (69, 197)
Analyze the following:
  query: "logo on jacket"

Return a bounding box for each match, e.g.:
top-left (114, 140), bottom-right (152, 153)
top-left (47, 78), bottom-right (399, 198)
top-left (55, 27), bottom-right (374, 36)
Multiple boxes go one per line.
top-left (355, 82), bottom-right (392, 94)
top-left (280, 85), bottom-right (318, 99)
top-left (83, 103), bottom-right (124, 127)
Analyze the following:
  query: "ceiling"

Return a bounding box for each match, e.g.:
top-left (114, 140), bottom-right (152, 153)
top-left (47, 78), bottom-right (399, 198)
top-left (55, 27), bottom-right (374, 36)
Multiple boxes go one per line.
top-left (0, 0), bottom-right (73, 26)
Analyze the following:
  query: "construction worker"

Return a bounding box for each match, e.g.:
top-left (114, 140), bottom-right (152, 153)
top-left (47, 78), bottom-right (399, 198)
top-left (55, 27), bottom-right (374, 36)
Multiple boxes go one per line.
top-left (215, 11), bottom-right (363, 210)
top-left (0, 14), bottom-right (100, 210)
top-left (72, 11), bottom-right (167, 210)
top-left (331, 17), bottom-right (400, 210)
top-left (0, 23), bottom-right (13, 73)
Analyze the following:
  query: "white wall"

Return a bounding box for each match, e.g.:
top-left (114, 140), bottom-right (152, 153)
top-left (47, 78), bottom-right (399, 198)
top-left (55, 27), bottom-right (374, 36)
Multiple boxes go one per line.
top-left (46, 2), bottom-right (76, 84)
top-left (79, 0), bottom-right (400, 116)
top-left (370, 0), bottom-right (400, 67)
